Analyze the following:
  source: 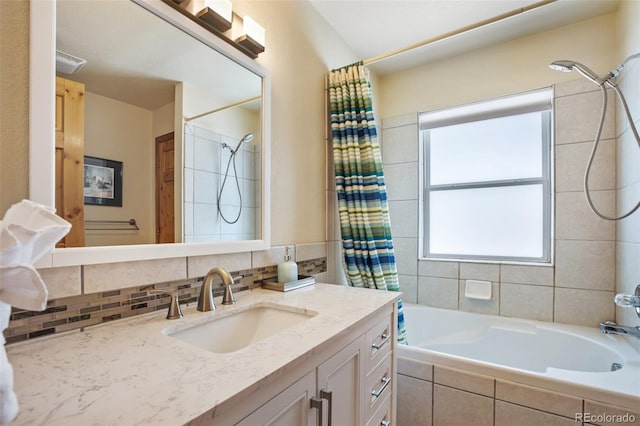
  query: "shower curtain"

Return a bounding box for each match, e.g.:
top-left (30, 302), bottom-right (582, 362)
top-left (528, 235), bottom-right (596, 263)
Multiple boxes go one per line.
top-left (328, 64), bottom-right (407, 344)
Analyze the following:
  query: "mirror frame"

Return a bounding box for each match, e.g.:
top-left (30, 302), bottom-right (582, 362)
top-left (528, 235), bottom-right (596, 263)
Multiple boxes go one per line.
top-left (29, 0), bottom-right (271, 267)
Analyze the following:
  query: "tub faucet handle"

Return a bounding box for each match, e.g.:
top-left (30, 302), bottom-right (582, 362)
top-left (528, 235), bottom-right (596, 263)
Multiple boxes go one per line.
top-left (614, 284), bottom-right (640, 320)
top-left (614, 293), bottom-right (640, 308)
top-left (613, 285), bottom-right (640, 308)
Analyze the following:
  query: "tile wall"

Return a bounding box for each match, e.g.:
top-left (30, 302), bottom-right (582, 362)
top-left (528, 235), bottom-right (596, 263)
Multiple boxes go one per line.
top-left (397, 357), bottom-right (640, 426)
top-left (615, 55), bottom-right (640, 352)
top-left (4, 243), bottom-right (327, 344)
top-left (379, 79), bottom-right (619, 328)
top-left (183, 123), bottom-right (261, 242)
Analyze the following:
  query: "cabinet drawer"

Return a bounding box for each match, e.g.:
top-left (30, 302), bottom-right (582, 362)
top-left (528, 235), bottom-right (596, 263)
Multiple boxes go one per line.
top-left (365, 313), bottom-right (392, 371)
top-left (366, 393), bottom-right (392, 426)
top-left (366, 353), bottom-right (392, 419)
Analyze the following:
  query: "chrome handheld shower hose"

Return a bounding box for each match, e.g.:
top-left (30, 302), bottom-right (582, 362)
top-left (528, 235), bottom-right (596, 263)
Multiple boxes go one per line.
top-left (584, 72), bottom-right (640, 221)
top-left (550, 53), bottom-right (640, 221)
top-left (584, 69), bottom-right (640, 221)
top-left (217, 148), bottom-right (243, 225)
top-left (217, 133), bottom-right (253, 225)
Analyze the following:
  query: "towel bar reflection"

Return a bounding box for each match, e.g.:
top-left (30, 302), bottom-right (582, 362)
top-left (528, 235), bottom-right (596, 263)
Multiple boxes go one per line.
top-left (85, 219), bottom-right (140, 231)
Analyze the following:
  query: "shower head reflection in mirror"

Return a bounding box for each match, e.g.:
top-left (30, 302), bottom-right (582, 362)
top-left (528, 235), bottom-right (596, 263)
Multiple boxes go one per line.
top-left (224, 133), bottom-right (255, 155)
top-left (549, 52), bottom-right (640, 220)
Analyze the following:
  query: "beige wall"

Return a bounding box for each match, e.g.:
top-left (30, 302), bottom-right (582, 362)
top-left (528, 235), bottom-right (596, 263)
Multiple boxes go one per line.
top-left (0, 0), bottom-right (29, 214)
top-left (616, 0), bottom-right (639, 59)
top-left (183, 82), bottom-right (260, 140)
top-left (232, 0), bottom-right (358, 245)
top-left (0, 0), bottom-right (358, 247)
top-left (84, 92), bottom-right (156, 246)
top-left (378, 13), bottom-right (619, 119)
top-left (153, 102), bottom-right (175, 139)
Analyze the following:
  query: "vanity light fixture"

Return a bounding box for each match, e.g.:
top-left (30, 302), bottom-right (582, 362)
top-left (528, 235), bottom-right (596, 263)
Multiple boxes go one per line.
top-left (165, 0), bottom-right (265, 59)
top-left (196, 0), bottom-right (232, 32)
top-left (235, 16), bottom-right (265, 55)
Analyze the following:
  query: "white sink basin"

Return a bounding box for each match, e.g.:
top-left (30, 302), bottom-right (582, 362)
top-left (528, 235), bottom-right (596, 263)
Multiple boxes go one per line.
top-left (164, 304), bottom-right (317, 353)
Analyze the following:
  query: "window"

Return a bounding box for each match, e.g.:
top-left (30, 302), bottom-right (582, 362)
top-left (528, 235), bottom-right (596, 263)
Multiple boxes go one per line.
top-left (421, 88), bottom-right (552, 263)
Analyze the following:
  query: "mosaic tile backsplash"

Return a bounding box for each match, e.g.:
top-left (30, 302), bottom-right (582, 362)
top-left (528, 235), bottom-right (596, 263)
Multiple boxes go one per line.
top-left (4, 257), bottom-right (326, 345)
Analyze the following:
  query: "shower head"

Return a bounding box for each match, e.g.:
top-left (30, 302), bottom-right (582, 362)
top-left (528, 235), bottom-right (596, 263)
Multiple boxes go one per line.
top-left (548, 60), bottom-right (574, 73)
top-left (549, 60), bottom-right (609, 86)
top-left (234, 133), bottom-right (254, 153)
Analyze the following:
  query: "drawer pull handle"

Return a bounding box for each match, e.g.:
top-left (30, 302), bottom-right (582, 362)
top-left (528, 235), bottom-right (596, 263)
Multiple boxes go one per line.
top-left (381, 418), bottom-right (390, 426)
top-left (371, 333), bottom-right (390, 350)
top-left (371, 376), bottom-right (391, 398)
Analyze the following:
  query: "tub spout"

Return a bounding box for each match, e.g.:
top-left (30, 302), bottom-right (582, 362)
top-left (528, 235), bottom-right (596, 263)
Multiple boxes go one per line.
top-left (599, 321), bottom-right (640, 338)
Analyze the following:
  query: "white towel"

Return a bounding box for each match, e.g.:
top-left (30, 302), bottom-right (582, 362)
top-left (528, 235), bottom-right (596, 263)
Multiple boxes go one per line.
top-left (0, 302), bottom-right (18, 425)
top-left (0, 199), bottom-right (71, 424)
top-left (0, 199), bottom-right (71, 311)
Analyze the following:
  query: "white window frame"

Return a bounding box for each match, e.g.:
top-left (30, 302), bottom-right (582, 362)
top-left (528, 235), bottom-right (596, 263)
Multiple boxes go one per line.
top-left (419, 88), bottom-right (553, 264)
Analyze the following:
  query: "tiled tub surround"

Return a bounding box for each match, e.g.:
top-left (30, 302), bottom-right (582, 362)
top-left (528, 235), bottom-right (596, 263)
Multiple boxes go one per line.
top-left (615, 11), bottom-right (640, 354)
top-left (379, 79), bottom-right (619, 328)
top-left (5, 284), bottom-right (399, 425)
top-left (397, 358), bottom-right (640, 426)
top-left (398, 304), bottom-right (640, 413)
top-left (4, 243), bottom-right (327, 344)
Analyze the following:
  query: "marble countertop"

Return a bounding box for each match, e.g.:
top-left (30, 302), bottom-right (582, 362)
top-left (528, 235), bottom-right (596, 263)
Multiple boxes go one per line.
top-left (6, 284), bottom-right (399, 425)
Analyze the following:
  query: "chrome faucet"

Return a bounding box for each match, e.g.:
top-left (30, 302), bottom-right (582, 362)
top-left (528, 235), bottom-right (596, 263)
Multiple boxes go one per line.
top-left (197, 267), bottom-right (236, 312)
top-left (599, 285), bottom-right (640, 338)
top-left (599, 321), bottom-right (640, 338)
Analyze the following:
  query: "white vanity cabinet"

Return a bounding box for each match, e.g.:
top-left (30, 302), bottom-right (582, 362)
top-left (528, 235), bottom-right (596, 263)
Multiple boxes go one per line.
top-left (234, 304), bottom-right (396, 426)
top-left (7, 285), bottom-right (399, 426)
top-left (237, 371), bottom-right (317, 426)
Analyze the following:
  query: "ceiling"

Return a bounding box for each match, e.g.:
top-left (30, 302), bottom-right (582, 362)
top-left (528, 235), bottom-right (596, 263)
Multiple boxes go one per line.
top-left (308, 0), bottom-right (620, 74)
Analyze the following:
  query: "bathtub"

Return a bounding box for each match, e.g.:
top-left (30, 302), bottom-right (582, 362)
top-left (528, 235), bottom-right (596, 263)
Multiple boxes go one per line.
top-left (397, 304), bottom-right (640, 408)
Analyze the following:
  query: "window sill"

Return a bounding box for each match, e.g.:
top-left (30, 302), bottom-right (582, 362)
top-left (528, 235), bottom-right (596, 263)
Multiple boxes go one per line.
top-left (419, 257), bottom-right (554, 268)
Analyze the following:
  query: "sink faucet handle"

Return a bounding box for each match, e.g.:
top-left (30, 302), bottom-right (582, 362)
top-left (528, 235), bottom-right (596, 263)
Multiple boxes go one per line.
top-left (149, 289), bottom-right (183, 320)
top-left (222, 274), bottom-right (236, 306)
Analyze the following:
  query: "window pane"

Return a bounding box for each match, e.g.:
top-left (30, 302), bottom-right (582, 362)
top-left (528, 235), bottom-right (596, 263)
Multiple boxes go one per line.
top-left (429, 185), bottom-right (544, 258)
top-left (429, 112), bottom-right (543, 185)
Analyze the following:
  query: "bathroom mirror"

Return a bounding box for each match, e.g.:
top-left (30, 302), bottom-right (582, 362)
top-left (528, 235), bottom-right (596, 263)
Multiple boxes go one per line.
top-left (29, 0), bottom-right (271, 266)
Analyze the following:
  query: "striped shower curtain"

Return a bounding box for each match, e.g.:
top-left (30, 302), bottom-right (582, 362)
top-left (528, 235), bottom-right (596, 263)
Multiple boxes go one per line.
top-left (329, 64), bottom-right (407, 344)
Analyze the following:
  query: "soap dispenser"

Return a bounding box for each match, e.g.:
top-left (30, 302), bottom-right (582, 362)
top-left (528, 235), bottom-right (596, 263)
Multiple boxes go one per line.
top-left (277, 246), bottom-right (298, 283)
